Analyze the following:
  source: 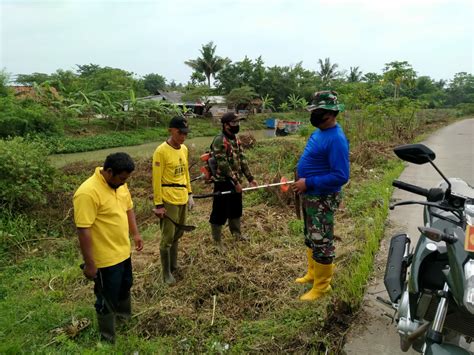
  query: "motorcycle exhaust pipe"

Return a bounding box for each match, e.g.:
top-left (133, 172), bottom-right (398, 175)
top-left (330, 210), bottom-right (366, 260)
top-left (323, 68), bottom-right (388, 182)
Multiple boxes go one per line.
top-left (384, 234), bottom-right (411, 303)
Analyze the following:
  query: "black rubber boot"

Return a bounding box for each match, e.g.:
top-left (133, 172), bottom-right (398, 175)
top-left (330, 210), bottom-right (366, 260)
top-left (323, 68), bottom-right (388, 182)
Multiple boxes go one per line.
top-left (229, 218), bottom-right (248, 241)
top-left (116, 295), bottom-right (131, 322)
top-left (160, 248), bottom-right (176, 285)
top-left (97, 312), bottom-right (116, 343)
top-left (170, 240), bottom-right (178, 272)
top-left (211, 224), bottom-right (224, 252)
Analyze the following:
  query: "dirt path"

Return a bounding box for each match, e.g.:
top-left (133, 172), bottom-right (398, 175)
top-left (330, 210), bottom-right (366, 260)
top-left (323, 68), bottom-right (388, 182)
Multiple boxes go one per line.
top-left (343, 118), bottom-right (474, 354)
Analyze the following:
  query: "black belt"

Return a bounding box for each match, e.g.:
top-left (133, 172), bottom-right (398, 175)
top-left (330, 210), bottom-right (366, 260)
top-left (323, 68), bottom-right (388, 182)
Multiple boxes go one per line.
top-left (162, 184), bottom-right (187, 188)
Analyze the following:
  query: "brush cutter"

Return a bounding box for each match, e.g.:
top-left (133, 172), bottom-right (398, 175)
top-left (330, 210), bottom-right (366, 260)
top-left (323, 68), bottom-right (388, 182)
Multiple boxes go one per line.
top-left (190, 173), bottom-right (205, 182)
top-left (164, 214), bottom-right (196, 232)
top-left (193, 176), bottom-right (294, 199)
top-left (294, 168), bottom-right (302, 220)
top-left (80, 263), bottom-right (115, 313)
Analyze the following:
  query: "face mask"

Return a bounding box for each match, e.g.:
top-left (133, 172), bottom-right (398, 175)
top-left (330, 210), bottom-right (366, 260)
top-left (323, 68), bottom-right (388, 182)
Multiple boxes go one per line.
top-left (229, 125), bottom-right (240, 134)
top-left (310, 111), bottom-right (329, 127)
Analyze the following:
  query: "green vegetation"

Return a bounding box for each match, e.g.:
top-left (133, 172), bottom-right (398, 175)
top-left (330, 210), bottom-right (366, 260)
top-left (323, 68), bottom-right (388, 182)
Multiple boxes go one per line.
top-left (0, 43), bottom-right (472, 352)
top-left (1, 49), bottom-right (472, 155)
top-left (45, 128), bottom-right (168, 154)
top-left (0, 99), bottom-right (458, 352)
top-left (0, 138), bottom-right (56, 209)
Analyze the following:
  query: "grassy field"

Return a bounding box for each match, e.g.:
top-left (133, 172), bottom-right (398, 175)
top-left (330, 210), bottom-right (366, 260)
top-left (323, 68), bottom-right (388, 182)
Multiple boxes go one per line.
top-left (0, 110), bottom-right (460, 353)
top-left (46, 115), bottom-right (267, 154)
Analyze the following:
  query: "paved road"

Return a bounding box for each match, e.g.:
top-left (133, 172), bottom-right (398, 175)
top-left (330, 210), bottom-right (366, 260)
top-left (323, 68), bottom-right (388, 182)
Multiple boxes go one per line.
top-left (344, 119), bottom-right (474, 354)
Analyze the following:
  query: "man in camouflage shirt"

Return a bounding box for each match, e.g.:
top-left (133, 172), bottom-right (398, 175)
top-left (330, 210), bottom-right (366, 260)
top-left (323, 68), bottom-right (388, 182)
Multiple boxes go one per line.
top-left (209, 112), bottom-right (258, 250)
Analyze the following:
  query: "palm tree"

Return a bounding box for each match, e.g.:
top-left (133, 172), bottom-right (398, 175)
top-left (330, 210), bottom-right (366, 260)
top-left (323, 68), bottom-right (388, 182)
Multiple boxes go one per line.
top-left (185, 42), bottom-right (230, 87)
top-left (347, 66), bottom-right (363, 83)
top-left (317, 57), bottom-right (340, 87)
top-left (383, 61), bottom-right (417, 98)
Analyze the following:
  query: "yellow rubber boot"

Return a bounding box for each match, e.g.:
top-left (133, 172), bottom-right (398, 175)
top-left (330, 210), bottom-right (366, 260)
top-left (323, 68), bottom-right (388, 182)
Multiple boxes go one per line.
top-left (299, 262), bottom-right (334, 301)
top-left (295, 248), bottom-right (315, 284)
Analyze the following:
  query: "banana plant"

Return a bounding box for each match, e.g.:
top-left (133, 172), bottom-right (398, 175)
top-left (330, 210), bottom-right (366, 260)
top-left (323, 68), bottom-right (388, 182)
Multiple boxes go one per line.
top-left (261, 94), bottom-right (275, 112)
top-left (278, 102), bottom-right (290, 112)
top-left (287, 94), bottom-right (308, 111)
top-left (68, 91), bottom-right (102, 123)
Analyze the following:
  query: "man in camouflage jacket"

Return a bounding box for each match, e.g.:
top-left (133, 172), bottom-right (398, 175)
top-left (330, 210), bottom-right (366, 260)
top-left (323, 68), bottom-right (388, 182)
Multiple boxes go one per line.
top-left (209, 112), bottom-right (257, 250)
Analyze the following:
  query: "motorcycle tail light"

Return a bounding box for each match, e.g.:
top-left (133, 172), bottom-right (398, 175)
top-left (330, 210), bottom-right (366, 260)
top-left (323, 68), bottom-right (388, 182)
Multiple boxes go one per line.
top-left (463, 259), bottom-right (474, 314)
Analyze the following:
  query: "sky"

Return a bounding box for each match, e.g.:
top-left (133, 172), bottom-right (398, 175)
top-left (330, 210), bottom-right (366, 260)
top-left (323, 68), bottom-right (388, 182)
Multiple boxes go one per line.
top-left (0, 0), bottom-right (472, 84)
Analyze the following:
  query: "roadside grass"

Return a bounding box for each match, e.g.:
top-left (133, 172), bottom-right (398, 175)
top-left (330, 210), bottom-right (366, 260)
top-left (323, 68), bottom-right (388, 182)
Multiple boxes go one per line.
top-left (0, 112), bottom-right (460, 353)
top-left (336, 161), bottom-right (405, 304)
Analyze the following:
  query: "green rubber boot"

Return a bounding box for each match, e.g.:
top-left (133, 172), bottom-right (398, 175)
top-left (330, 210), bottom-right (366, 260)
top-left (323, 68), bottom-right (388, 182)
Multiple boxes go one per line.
top-left (211, 224), bottom-right (224, 252)
top-left (229, 218), bottom-right (249, 241)
top-left (160, 248), bottom-right (176, 285)
top-left (116, 295), bottom-right (131, 322)
top-left (170, 240), bottom-right (178, 272)
top-left (97, 312), bottom-right (116, 343)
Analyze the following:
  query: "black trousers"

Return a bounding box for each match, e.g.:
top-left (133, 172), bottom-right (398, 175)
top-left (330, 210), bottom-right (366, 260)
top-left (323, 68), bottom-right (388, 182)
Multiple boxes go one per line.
top-left (209, 180), bottom-right (243, 225)
top-left (94, 257), bottom-right (133, 315)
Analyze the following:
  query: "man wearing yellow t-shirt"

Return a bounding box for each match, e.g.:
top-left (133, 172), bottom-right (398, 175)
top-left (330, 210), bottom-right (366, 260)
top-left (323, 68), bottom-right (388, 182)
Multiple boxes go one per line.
top-left (74, 152), bottom-right (143, 343)
top-left (152, 116), bottom-right (194, 285)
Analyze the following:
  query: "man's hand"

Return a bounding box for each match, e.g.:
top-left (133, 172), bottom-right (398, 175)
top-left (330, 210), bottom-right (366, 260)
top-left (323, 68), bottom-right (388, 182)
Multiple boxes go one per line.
top-left (235, 183), bottom-right (243, 193)
top-left (83, 262), bottom-right (97, 280)
top-left (133, 234), bottom-right (144, 251)
top-left (292, 178), bottom-right (307, 194)
top-left (188, 194), bottom-right (195, 211)
top-left (153, 206), bottom-right (166, 219)
top-left (249, 179), bottom-right (258, 187)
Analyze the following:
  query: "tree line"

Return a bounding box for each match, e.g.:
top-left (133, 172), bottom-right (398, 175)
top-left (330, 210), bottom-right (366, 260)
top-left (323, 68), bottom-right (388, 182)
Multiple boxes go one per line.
top-left (0, 41), bottom-right (473, 139)
top-left (185, 42), bottom-right (473, 111)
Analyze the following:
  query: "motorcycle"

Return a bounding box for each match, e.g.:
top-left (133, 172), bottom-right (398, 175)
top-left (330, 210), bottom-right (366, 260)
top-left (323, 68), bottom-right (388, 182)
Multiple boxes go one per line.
top-left (383, 143), bottom-right (474, 354)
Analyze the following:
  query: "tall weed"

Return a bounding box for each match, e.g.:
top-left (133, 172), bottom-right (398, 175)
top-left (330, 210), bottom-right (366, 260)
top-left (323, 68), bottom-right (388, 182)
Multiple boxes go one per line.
top-left (0, 137), bottom-right (56, 209)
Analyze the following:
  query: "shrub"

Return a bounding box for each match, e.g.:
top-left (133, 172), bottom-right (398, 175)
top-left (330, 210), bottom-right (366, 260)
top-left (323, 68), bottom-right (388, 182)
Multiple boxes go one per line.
top-left (0, 96), bottom-right (63, 138)
top-left (0, 137), bottom-right (56, 209)
top-left (456, 103), bottom-right (474, 116)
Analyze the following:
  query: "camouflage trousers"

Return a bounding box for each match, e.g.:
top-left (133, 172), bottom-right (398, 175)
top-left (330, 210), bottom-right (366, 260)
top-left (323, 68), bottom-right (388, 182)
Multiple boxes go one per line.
top-left (303, 193), bottom-right (342, 264)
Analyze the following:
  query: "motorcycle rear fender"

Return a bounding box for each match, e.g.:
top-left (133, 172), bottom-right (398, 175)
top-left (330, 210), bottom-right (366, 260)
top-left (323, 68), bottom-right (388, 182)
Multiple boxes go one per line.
top-left (384, 233), bottom-right (410, 303)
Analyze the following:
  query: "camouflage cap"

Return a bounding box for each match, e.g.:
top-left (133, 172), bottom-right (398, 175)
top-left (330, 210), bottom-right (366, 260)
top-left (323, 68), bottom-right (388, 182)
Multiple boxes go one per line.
top-left (306, 90), bottom-right (345, 112)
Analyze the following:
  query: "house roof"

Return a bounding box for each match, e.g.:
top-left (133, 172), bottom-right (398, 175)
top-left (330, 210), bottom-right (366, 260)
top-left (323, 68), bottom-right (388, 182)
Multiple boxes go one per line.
top-left (156, 90), bottom-right (183, 104)
top-left (207, 95), bottom-right (226, 104)
top-left (137, 91), bottom-right (204, 107)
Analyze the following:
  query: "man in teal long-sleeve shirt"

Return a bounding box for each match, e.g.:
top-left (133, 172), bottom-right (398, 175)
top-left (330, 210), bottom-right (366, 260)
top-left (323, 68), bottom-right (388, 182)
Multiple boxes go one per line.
top-left (292, 91), bottom-right (350, 301)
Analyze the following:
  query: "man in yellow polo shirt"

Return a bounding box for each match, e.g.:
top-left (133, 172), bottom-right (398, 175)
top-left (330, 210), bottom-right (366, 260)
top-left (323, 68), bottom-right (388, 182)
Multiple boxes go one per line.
top-left (74, 152), bottom-right (143, 343)
top-left (153, 116), bottom-right (194, 285)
